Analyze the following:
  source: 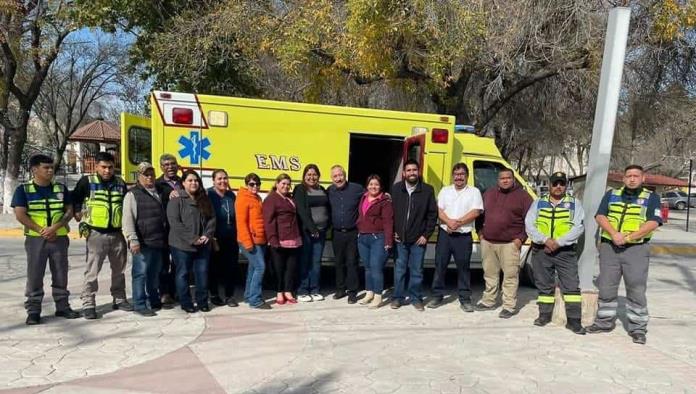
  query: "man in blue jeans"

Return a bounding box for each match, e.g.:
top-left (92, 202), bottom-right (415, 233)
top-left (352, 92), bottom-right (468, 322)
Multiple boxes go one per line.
top-left (390, 159), bottom-right (438, 311)
top-left (122, 162), bottom-right (167, 317)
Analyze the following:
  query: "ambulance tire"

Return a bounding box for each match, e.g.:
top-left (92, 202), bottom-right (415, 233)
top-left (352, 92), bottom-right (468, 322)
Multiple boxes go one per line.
top-left (520, 253), bottom-right (536, 288)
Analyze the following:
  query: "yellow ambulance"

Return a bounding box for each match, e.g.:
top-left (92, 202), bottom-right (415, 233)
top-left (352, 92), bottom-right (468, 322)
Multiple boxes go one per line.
top-left (121, 91), bottom-right (535, 276)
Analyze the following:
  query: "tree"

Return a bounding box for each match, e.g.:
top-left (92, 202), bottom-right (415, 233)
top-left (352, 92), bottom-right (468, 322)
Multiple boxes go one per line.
top-left (33, 34), bottom-right (124, 171)
top-left (0, 0), bottom-right (76, 211)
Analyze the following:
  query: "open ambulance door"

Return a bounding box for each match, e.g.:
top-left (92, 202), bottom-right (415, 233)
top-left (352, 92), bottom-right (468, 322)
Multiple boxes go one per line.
top-left (120, 113), bottom-right (152, 184)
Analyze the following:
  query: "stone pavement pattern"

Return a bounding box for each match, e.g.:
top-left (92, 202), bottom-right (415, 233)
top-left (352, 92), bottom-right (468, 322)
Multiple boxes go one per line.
top-left (0, 225), bottom-right (695, 393)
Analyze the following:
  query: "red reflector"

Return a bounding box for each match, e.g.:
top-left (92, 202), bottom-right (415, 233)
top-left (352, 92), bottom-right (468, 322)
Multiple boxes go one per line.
top-left (432, 128), bottom-right (449, 144)
top-left (172, 108), bottom-right (193, 124)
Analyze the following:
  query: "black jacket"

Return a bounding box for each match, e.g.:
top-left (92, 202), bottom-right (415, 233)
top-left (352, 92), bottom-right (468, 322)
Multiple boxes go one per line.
top-left (131, 185), bottom-right (167, 248)
top-left (391, 180), bottom-right (438, 244)
top-left (293, 183), bottom-right (330, 234)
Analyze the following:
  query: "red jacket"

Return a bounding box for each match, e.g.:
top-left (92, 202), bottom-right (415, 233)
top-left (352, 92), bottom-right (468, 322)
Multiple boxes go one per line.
top-left (356, 193), bottom-right (394, 248)
top-left (262, 191), bottom-right (302, 248)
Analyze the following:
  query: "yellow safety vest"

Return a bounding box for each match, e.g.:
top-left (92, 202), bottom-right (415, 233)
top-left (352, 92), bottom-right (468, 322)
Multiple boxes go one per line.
top-left (534, 195), bottom-right (575, 240)
top-left (23, 182), bottom-right (68, 237)
top-left (601, 187), bottom-right (653, 243)
top-left (84, 175), bottom-right (126, 229)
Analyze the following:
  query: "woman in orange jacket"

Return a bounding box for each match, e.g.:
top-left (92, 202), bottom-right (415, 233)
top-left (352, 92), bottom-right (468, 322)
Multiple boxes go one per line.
top-left (235, 173), bottom-right (271, 309)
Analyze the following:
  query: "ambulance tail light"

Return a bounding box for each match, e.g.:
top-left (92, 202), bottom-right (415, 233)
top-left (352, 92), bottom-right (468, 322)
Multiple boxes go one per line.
top-left (172, 108), bottom-right (194, 124)
top-left (431, 128), bottom-right (449, 144)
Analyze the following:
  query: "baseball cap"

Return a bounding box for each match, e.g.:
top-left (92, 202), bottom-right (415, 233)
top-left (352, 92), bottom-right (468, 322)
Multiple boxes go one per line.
top-left (549, 172), bottom-right (567, 184)
top-left (137, 162), bottom-right (155, 174)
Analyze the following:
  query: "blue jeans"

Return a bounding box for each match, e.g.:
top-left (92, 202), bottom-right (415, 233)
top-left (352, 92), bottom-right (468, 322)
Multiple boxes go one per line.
top-left (358, 233), bottom-right (388, 294)
top-left (298, 230), bottom-right (326, 295)
top-left (393, 242), bottom-right (426, 303)
top-left (171, 246), bottom-right (211, 309)
top-left (242, 245), bottom-right (266, 307)
top-left (131, 246), bottom-right (163, 311)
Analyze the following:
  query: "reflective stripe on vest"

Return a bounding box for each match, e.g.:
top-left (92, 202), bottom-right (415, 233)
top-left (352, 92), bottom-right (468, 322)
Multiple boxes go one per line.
top-left (23, 182), bottom-right (68, 237)
top-left (534, 195), bottom-right (575, 239)
top-left (84, 175), bottom-right (125, 229)
top-left (601, 187), bottom-right (653, 243)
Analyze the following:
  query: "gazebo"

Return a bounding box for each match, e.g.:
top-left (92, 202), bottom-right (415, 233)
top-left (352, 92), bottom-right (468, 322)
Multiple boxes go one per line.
top-left (65, 119), bottom-right (120, 174)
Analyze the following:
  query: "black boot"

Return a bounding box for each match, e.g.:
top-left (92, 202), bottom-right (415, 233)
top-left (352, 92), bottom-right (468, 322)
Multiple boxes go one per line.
top-left (534, 313), bottom-right (552, 327)
top-left (565, 318), bottom-right (586, 335)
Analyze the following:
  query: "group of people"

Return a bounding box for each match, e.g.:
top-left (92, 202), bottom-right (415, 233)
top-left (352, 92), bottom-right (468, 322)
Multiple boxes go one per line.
top-left (13, 151), bottom-right (660, 344)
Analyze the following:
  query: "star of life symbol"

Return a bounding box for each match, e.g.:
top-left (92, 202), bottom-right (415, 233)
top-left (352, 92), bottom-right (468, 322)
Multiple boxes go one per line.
top-left (178, 131), bottom-right (211, 165)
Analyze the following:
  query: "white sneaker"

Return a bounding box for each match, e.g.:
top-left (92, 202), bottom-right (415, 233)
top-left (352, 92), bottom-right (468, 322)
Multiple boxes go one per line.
top-left (311, 294), bottom-right (325, 301)
top-left (298, 295), bottom-right (313, 302)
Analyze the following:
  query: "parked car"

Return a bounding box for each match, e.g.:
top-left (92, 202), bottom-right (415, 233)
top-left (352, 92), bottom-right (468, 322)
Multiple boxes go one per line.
top-left (661, 191), bottom-right (696, 210)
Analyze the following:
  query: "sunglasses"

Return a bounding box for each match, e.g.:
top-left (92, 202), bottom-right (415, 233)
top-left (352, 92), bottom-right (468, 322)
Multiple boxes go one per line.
top-left (552, 181), bottom-right (566, 187)
top-left (247, 182), bottom-right (261, 187)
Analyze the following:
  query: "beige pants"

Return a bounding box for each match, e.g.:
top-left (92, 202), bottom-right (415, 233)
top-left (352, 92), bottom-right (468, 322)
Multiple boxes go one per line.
top-left (80, 231), bottom-right (128, 308)
top-left (480, 239), bottom-right (521, 311)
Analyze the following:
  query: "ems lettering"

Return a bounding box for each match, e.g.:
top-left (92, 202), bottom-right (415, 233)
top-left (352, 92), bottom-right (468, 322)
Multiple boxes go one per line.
top-left (255, 154), bottom-right (270, 170)
top-left (255, 154), bottom-right (301, 171)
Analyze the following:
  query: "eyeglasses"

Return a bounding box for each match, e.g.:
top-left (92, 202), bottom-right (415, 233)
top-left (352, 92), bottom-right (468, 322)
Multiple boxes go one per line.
top-left (248, 182), bottom-right (261, 187)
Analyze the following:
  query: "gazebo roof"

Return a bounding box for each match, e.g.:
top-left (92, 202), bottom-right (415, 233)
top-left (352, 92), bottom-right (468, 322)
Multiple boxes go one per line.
top-left (69, 120), bottom-right (120, 143)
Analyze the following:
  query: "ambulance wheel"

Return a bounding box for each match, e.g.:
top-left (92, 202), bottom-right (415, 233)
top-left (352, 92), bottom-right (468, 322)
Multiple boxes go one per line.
top-left (520, 255), bottom-right (536, 288)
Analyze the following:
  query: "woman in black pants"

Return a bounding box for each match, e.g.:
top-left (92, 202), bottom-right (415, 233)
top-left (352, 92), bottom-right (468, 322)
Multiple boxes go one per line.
top-left (263, 173), bottom-right (303, 305)
top-left (206, 169), bottom-right (239, 307)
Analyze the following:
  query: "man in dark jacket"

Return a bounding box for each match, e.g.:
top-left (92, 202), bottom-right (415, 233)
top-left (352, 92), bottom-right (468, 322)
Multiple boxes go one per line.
top-left (155, 153), bottom-right (182, 308)
top-left (390, 159), bottom-right (438, 311)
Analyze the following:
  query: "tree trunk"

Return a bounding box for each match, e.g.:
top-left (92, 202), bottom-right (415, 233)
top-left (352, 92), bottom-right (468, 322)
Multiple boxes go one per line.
top-left (54, 138), bottom-right (70, 172)
top-left (0, 129), bottom-right (7, 207)
top-left (3, 127), bottom-right (28, 213)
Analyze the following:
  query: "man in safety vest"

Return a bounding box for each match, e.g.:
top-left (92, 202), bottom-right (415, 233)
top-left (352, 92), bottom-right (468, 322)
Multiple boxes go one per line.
top-left (11, 154), bottom-right (80, 325)
top-left (72, 151), bottom-right (132, 319)
top-left (586, 165), bottom-right (662, 345)
top-left (525, 172), bottom-right (585, 334)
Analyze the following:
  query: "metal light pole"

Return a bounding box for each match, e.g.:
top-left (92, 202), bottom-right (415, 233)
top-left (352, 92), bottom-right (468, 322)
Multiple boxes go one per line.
top-left (687, 159), bottom-right (693, 232)
top-left (578, 7), bottom-right (632, 291)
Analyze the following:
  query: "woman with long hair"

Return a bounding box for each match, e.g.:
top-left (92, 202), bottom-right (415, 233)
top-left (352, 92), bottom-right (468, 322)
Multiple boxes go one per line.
top-left (167, 170), bottom-right (216, 313)
top-left (207, 169), bottom-right (239, 307)
top-left (263, 173), bottom-right (302, 305)
top-left (294, 164), bottom-right (330, 302)
top-left (356, 174), bottom-right (393, 309)
top-left (236, 173), bottom-right (271, 309)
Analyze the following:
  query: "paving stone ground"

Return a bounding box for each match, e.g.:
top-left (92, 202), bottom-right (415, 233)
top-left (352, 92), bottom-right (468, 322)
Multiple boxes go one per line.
top-left (0, 224), bottom-right (695, 393)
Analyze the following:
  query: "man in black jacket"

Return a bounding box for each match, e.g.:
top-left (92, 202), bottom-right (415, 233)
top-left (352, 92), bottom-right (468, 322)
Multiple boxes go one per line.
top-left (154, 153), bottom-right (182, 308)
top-left (391, 159), bottom-right (438, 311)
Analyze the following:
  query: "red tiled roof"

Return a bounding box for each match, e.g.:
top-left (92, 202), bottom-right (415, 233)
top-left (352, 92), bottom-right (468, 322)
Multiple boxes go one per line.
top-left (69, 120), bottom-right (119, 142)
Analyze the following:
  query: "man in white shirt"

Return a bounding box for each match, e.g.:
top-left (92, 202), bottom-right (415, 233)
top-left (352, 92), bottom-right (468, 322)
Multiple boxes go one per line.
top-left (427, 163), bottom-right (483, 312)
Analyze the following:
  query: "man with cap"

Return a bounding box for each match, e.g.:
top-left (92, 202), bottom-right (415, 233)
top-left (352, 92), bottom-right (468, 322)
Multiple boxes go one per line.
top-left (525, 171), bottom-right (586, 334)
top-left (123, 162), bottom-right (167, 317)
top-left (586, 165), bottom-right (662, 345)
top-left (11, 154), bottom-right (80, 325)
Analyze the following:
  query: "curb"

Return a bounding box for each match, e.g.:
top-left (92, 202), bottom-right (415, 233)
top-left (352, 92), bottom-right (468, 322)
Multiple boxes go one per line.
top-left (651, 244), bottom-right (696, 256)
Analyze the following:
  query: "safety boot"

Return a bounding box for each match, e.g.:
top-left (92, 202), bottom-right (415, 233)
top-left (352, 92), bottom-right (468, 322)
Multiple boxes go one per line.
top-left (533, 313), bottom-right (552, 327)
top-left (565, 318), bottom-right (586, 335)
